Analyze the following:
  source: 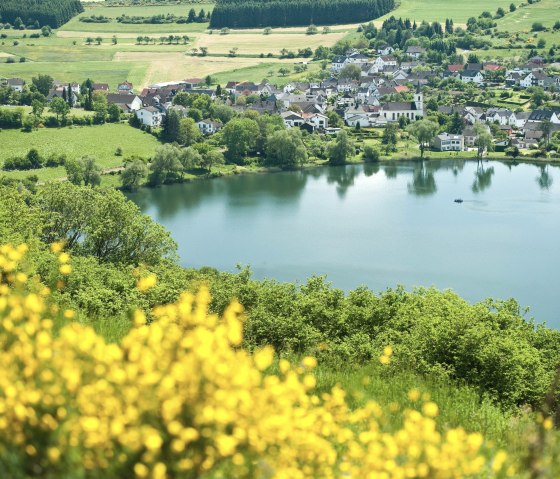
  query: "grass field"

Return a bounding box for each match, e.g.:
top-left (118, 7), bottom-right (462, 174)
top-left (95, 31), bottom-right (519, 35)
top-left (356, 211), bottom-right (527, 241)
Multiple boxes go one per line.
top-left (496, 0), bottom-right (559, 32)
top-left (62, 4), bottom-right (214, 33)
top-left (379, 0), bottom-right (515, 24)
top-left (194, 31), bottom-right (348, 56)
top-left (0, 124), bottom-right (160, 181)
top-left (0, 3), bottom-right (349, 89)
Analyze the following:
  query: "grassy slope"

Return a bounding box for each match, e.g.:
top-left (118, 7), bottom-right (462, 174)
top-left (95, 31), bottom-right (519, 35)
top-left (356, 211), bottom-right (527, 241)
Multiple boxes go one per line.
top-left (0, 123), bottom-right (160, 180)
top-left (314, 364), bottom-right (529, 448)
top-left (379, 0), bottom-right (514, 24)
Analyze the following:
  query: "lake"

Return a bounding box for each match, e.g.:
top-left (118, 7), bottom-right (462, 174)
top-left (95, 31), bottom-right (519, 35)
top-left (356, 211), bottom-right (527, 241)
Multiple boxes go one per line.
top-left (128, 160), bottom-right (560, 327)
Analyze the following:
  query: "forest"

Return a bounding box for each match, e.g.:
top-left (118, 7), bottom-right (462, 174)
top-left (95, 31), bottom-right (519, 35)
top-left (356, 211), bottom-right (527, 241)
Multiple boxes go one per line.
top-left (0, 0), bottom-right (83, 29)
top-left (209, 0), bottom-right (396, 28)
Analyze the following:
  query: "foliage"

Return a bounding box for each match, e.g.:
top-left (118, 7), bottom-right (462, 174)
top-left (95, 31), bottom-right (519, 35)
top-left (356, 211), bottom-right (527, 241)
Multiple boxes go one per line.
top-left (33, 183), bottom-right (176, 266)
top-left (0, 246), bottom-right (511, 479)
top-left (328, 130), bottom-right (355, 165)
top-left (362, 144), bottom-right (380, 162)
top-left (209, 0), bottom-right (395, 28)
top-left (0, 0), bottom-right (83, 28)
top-left (407, 120), bottom-right (439, 157)
top-left (148, 145), bottom-right (184, 186)
top-left (222, 118), bottom-right (259, 163)
top-left (265, 129), bottom-right (307, 169)
top-left (121, 159), bottom-right (148, 192)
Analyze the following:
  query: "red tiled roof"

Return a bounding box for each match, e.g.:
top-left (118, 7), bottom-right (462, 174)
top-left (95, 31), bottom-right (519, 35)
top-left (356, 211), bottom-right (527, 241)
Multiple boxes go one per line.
top-left (447, 64), bottom-right (464, 72)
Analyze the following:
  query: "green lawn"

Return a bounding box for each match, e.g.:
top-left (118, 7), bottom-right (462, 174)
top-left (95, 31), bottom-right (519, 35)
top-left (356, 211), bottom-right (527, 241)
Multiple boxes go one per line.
top-left (496, 0), bottom-right (559, 32)
top-left (0, 124), bottom-right (161, 181)
top-left (212, 61), bottom-right (323, 86)
top-left (0, 59), bottom-right (148, 91)
top-left (379, 0), bottom-right (514, 24)
top-left (61, 4), bottom-right (214, 34)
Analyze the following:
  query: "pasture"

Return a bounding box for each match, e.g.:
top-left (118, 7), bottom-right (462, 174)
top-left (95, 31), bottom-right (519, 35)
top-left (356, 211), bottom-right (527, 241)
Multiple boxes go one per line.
top-left (379, 0), bottom-right (515, 24)
top-left (496, 0), bottom-right (559, 32)
top-left (0, 124), bottom-right (160, 181)
top-left (62, 4), bottom-right (214, 33)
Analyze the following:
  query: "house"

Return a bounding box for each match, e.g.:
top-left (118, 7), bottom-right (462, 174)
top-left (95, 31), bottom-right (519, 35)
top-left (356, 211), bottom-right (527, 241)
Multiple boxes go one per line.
top-left (197, 119), bottom-right (222, 134)
top-left (460, 70), bottom-right (484, 85)
top-left (520, 73), bottom-right (534, 89)
top-left (379, 89), bottom-right (423, 122)
top-left (92, 83), bottom-right (109, 92)
top-left (514, 112), bottom-right (531, 129)
top-left (118, 81), bottom-right (134, 93)
top-left (224, 81), bottom-right (239, 94)
top-left (432, 133), bottom-right (464, 152)
top-left (346, 52), bottom-right (370, 64)
top-left (47, 88), bottom-right (79, 105)
top-left (406, 46), bottom-right (426, 59)
top-left (462, 127), bottom-right (477, 147)
top-left (505, 71), bottom-right (525, 87)
top-left (5, 78), bottom-right (24, 92)
top-left (344, 106), bottom-right (371, 127)
top-left (377, 45), bottom-right (394, 56)
top-left (447, 64), bottom-right (464, 73)
top-left (183, 78), bottom-right (203, 89)
top-left (498, 125), bottom-right (513, 137)
top-left (485, 108), bottom-right (516, 126)
top-left (374, 55), bottom-right (398, 71)
top-left (527, 109), bottom-right (560, 124)
top-left (303, 112), bottom-right (328, 130)
top-left (135, 106), bottom-right (163, 127)
top-left (462, 124), bottom-right (490, 147)
top-left (106, 93), bottom-right (143, 112)
top-left (465, 63), bottom-right (483, 72)
top-left (281, 111), bottom-right (305, 128)
top-left (53, 81), bottom-right (80, 94)
top-left (331, 56), bottom-right (348, 73)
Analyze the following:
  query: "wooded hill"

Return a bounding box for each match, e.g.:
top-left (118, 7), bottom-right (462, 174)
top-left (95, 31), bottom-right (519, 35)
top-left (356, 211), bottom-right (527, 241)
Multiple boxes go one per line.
top-left (209, 0), bottom-right (395, 28)
top-left (0, 0), bottom-right (83, 28)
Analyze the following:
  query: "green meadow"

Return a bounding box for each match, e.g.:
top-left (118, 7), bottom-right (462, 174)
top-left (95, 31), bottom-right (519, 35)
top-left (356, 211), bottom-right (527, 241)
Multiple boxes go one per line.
top-left (379, 0), bottom-right (515, 24)
top-left (0, 123), bottom-right (160, 181)
top-left (62, 3), bottom-right (214, 33)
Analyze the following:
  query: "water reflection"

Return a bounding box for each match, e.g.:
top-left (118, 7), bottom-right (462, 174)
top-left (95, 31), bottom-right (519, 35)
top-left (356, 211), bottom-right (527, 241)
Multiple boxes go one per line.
top-left (407, 160), bottom-right (437, 196)
top-left (384, 163), bottom-right (398, 179)
top-left (472, 162), bottom-right (495, 194)
top-left (536, 165), bottom-right (553, 190)
top-left (363, 162), bottom-right (381, 177)
top-left (326, 165), bottom-right (360, 198)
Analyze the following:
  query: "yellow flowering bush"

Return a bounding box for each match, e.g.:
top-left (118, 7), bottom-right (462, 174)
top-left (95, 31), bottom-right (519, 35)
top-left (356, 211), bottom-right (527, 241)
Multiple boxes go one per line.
top-left (0, 244), bottom-right (513, 479)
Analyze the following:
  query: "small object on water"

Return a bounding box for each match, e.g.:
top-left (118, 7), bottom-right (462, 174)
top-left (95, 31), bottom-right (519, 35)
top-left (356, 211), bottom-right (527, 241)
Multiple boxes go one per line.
top-left (454, 198), bottom-right (463, 203)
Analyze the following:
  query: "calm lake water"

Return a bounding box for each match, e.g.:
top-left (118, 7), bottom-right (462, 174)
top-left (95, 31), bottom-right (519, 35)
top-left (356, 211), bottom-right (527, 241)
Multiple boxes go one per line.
top-left (128, 160), bottom-right (560, 328)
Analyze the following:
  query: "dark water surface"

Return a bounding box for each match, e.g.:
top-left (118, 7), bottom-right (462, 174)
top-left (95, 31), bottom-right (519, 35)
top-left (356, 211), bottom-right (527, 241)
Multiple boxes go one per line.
top-left (128, 160), bottom-right (560, 327)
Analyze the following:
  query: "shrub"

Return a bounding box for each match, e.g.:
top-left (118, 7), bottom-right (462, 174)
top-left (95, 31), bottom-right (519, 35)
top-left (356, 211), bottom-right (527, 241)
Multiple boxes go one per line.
top-left (0, 245), bottom-right (506, 479)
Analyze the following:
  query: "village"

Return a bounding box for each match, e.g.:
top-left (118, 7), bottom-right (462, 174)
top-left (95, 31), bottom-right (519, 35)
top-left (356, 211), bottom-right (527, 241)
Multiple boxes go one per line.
top-left (2, 44), bottom-right (560, 156)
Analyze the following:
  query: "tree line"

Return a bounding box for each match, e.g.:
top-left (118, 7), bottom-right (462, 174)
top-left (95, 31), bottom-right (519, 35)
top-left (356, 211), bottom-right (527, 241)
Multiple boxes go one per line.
top-left (209, 0), bottom-right (395, 28)
top-left (0, 0), bottom-right (84, 28)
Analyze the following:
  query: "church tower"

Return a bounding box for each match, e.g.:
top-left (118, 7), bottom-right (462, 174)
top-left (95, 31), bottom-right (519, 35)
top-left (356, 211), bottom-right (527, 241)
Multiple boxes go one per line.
top-left (414, 83), bottom-right (424, 117)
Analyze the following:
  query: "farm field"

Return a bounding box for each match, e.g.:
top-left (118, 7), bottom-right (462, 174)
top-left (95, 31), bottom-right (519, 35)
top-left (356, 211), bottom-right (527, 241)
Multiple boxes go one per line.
top-left (1, 0), bottom-right (560, 91)
top-left (194, 31), bottom-right (348, 56)
top-left (0, 123), bottom-right (160, 181)
top-left (0, 2), bottom-right (351, 89)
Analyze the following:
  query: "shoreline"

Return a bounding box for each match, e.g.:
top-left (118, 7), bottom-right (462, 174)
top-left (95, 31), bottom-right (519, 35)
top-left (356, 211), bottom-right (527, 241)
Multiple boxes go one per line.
top-left (122, 154), bottom-right (560, 192)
